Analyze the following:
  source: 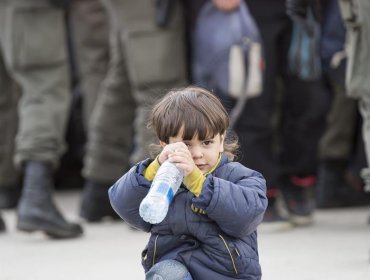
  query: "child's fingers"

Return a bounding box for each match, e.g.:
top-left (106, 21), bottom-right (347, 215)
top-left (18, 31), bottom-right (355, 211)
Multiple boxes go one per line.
top-left (168, 142), bottom-right (187, 150)
top-left (163, 144), bottom-right (188, 155)
top-left (168, 155), bottom-right (186, 164)
top-left (168, 151), bottom-right (192, 163)
top-left (160, 143), bottom-right (191, 164)
top-left (172, 149), bottom-right (191, 157)
top-left (158, 146), bottom-right (176, 163)
top-left (174, 163), bottom-right (192, 176)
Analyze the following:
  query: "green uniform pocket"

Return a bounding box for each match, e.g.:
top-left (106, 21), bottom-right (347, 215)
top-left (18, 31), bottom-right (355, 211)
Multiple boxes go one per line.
top-left (7, 6), bottom-right (67, 70)
top-left (124, 26), bottom-right (186, 87)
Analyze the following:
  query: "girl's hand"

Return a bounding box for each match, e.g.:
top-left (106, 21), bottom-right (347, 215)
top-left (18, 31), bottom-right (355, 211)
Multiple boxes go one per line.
top-left (157, 143), bottom-right (178, 165)
top-left (212, 0), bottom-right (241, 12)
top-left (158, 142), bottom-right (195, 177)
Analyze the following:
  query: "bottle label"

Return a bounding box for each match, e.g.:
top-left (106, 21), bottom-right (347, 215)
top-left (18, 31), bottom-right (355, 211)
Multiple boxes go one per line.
top-left (156, 182), bottom-right (174, 202)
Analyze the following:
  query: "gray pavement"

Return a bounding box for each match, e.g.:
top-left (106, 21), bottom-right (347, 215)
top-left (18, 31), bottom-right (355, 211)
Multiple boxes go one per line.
top-left (1, 190), bottom-right (369, 280)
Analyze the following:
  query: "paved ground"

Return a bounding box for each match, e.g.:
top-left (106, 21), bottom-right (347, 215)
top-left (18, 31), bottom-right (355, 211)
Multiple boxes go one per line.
top-left (1, 190), bottom-right (369, 280)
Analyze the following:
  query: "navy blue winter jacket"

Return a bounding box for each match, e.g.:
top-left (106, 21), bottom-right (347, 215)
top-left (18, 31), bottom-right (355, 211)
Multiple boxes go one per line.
top-left (109, 154), bottom-right (267, 279)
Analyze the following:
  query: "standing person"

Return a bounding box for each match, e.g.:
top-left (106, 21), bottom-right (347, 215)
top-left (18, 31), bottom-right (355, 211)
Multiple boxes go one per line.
top-left (0, 0), bottom-right (83, 238)
top-left (233, 0), bottom-right (330, 229)
top-left (109, 86), bottom-right (267, 280)
top-left (314, 0), bottom-right (362, 208)
top-left (80, 0), bottom-right (188, 222)
top-left (287, 0), bottom-right (370, 209)
top-left (338, 0), bottom-right (370, 217)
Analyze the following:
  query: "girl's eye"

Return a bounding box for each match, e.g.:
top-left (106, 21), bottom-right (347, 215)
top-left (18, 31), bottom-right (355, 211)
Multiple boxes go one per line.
top-left (203, 140), bottom-right (213, 146)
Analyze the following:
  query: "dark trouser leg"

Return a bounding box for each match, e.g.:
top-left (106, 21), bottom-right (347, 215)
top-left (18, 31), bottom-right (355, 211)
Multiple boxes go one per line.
top-left (235, 9), bottom-right (290, 189)
top-left (278, 73), bottom-right (331, 225)
top-left (316, 68), bottom-right (359, 208)
top-left (236, 1), bottom-right (292, 228)
top-left (80, 27), bottom-right (135, 221)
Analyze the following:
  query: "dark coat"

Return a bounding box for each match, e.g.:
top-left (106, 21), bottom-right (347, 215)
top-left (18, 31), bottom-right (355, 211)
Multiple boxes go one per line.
top-left (109, 154), bottom-right (267, 279)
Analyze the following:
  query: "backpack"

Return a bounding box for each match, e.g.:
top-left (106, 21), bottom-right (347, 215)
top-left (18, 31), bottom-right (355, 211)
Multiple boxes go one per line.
top-left (287, 9), bottom-right (322, 81)
top-left (192, 1), bottom-right (263, 126)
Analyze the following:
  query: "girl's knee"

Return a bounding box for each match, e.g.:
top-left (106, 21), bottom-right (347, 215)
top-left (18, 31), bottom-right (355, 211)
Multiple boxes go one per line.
top-left (146, 260), bottom-right (192, 280)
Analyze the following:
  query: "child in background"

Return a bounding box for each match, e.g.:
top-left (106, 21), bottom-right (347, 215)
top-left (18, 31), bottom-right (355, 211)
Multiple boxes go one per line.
top-left (108, 86), bottom-right (267, 280)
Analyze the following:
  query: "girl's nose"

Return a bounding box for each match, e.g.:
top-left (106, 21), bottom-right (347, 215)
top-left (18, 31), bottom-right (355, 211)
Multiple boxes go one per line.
top-left (191, 146), bottom-right (203, 159)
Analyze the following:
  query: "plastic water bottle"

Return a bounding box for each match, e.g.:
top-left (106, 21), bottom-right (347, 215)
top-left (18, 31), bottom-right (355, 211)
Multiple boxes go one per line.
top-left (139, 160), bottom-right (184, 224)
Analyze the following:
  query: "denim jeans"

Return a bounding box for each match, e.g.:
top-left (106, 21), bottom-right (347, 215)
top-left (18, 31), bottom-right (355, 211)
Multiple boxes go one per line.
top-left (146, 260), bottom-right (193, 280)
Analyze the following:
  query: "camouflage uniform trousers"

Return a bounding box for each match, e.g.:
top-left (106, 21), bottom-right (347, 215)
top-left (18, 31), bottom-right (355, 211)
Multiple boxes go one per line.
top-left (0, 0), bottom-right (70, 189)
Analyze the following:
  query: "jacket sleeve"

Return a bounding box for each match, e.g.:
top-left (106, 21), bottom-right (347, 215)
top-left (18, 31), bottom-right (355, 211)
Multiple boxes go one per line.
top-left (192, 163), bottom-right (267, 238)
top-left (108, 160), bottom-right (153, 232)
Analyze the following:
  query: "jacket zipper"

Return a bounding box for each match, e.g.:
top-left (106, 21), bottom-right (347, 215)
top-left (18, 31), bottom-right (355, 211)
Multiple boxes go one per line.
top-left (218, 234), bottom-right (238, 275)
top-left (152, 234), bottom-right (159, 266)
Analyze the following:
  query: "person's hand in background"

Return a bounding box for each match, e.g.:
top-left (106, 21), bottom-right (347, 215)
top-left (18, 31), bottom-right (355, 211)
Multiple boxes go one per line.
top-left (212, 0), bottom-right (241, 12)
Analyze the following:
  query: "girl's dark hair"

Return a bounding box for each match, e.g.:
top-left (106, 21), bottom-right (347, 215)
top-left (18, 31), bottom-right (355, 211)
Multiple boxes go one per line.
top-left (148, 86), bottom-right (239, 160)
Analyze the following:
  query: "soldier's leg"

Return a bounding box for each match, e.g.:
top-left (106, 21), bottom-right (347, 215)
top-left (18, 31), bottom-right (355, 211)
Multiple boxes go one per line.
top-left (0, 44), bottom-right (21, 209)
top-left (82, 27), bottom-right (135, 184)
top-left (80, 24), bottom-right (136, 221)
top-left (316, 73), bottom-right (358, 208)
top-left (2, 0), bottom-right (82, 238)
top-left (318, 78), bottom-right (357, 160)
top-left (68, 0), bottom-right (109, 127)
top-left (107, 0), bottom-right (188, 164)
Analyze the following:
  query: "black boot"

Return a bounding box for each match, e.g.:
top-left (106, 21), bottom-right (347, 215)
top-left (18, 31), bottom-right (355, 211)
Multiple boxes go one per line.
top-left (17, 161), bottom-right (83, 239)
top-left (0, 212), bottom-right (5, 232)
top-left (80, 179), bottom-right (119, 222)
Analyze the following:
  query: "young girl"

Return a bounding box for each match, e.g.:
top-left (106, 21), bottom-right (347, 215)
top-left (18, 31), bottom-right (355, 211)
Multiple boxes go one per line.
top-left (108, 86), bottom-right (267, 280)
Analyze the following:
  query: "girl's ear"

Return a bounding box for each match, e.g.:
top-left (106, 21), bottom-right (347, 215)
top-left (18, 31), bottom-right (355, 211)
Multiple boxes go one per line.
top-left (159, 141), bottom-right (167, 147)
top-left (219, 133), bottom-right (225, 152)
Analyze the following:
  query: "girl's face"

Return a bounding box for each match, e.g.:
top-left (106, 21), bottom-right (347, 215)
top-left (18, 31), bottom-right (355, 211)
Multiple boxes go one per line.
top-left (167, 131), bottom-right (225, 174)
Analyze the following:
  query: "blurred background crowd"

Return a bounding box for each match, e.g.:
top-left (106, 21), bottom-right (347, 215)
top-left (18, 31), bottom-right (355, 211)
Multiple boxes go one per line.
top-left (0, 0), bottom-right (369, 239)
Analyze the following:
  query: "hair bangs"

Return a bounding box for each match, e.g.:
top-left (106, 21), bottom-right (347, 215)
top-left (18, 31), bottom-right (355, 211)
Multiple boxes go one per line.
top-left (181, 107), bottom-right (214, 141)
top-left (150, 86), bottom-right (229, 143)
top-left (180, 90), bottom-right (226, 140)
